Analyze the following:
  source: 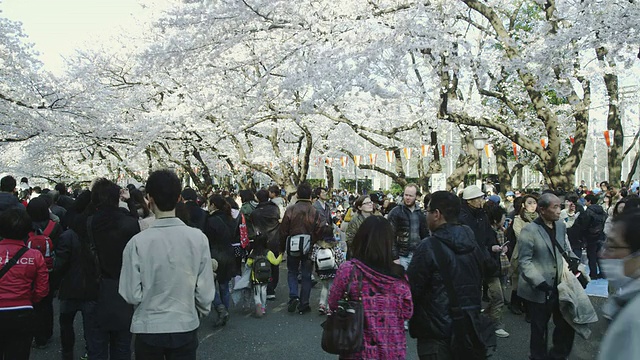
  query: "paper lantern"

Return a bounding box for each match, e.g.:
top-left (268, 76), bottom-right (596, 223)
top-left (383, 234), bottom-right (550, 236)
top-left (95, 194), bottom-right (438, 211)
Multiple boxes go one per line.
top-left (512, 142), bottom-right (518, 161)
top-left (441, 145), bottom-right (446, 158)
top-left (484, 144), bottom-right (491, 158)
top-left (385, 150), bottom-right (394, 163)
top-left (403, 147), bottom-right (412, 160)
top-left (570, 136), bottom-right (575, 145)
top-left (340, 156), bottom-right (347, 167)
top-left (540, 139), bottom-right (546, 149)
top-left (369, 153), bottom-right (378, 165)
top-left (421, 144), bottom-right (429, 157)
top-left (604, 130), bottom-right (613, 147)
top-left (354, 155), bottom-right (361, 167)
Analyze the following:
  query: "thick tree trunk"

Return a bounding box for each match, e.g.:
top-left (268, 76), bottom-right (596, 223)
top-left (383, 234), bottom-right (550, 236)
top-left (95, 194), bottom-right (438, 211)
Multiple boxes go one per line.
top-left (597, 47), bottom-right (624, 187)
top-left (446, 132), bottom-right (477, 190)
top-left (324, 165), bottom-right (335, 190)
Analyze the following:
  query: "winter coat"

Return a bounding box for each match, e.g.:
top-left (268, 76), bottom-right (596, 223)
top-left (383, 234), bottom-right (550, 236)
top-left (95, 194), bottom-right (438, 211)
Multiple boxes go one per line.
top-left (204, 211), bottom-right (236, 283)
top-left (563, 204), bottom-right (585, 250)
top-left (458, 203), bottom-right (492, 248)
top-left (249, 201), bottom-right (281, 254)
top-left (0, 239), bottom-right (49, 308)
top-left (279, 199), bottom-right (323, 253)
top-left (54, 228), bottom-right (99, 301)
top-left (581, 204), bottom-right (607, 244)
top-left (87, 206), bottom-right (140, 280)
top-left (184, 201), bottom-right (207, 232)
top-left (328, 259), bottom-right (412, 360)
top-left (0, 192), bottom-right (24, 213)
top-left (407, 223), bottom-right (486, 340)
top-left (598, 278), bottom-right (640, 360)
top-left (387, 203), bottom-right (428, 257)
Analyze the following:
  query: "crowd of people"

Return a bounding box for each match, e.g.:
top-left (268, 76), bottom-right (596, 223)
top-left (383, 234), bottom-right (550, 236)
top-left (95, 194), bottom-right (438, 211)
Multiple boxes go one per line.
top-left (0, 172), bottom-right (639, 359)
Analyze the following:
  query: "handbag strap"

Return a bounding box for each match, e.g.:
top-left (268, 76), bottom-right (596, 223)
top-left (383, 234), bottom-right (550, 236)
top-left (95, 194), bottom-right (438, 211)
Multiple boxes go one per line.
top-left (0, 247), bottom-right (29, 281)
top-left (430, 238), bottom-right (461, 309)
top-left (344, 263), bottom-right (363, 301)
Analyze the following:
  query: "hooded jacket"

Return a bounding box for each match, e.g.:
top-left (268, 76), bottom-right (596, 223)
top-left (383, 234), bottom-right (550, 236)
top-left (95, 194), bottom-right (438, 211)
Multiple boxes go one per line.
top-left (249, 201), bottom-right (280, 253)
top-left (407, 223), bottom-right (485, 340)
top-left (0, 239), bottom-right (49, 309)
top-left (204, 211), bottom-right (236, 283)
top-left (328, 259), bottom-right (412, 360)
top-left (581, 204), bottom-right (607, 243)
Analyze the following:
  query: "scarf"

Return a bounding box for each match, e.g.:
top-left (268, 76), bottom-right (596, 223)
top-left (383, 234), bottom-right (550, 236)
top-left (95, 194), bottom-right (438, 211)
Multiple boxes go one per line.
top-left (522, 210), bottom-right (538, 223)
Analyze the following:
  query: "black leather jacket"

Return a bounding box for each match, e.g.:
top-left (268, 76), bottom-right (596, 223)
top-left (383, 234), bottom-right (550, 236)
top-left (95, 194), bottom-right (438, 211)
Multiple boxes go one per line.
top-left (387, 203), bottom-right (428, 257)
top-left (407, 223), bottom-right (485, 340)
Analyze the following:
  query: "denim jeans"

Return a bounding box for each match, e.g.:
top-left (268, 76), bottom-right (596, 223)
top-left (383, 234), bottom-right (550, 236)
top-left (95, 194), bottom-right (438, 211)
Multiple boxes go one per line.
top-left (213, 281), bottom-right (230, 309)
top-left (287, 255), bottom-right (313, 308)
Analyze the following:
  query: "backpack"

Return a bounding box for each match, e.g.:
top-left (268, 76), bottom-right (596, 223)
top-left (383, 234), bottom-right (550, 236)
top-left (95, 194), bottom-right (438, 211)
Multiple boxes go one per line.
top-left (316, 247), bottom-right (336, 271)
top-left (27, 220), bottom-right (56, 272)
top-left (252, 253), bottom-right (271, 284)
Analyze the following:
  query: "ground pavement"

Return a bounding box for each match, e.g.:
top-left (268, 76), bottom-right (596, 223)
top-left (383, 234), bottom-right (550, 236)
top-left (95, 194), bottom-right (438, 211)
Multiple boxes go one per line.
top-left (31, 264), bottom-right (609, 360)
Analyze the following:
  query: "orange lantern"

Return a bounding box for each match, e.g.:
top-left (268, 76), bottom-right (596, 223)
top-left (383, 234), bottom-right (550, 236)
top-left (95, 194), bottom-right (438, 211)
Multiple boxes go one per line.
top-left (340, 156), bottom-right (347, 167)
top-left (441, 145), bottom-right (446, 158)
top-left (403, 147), bottom-right (412, 160)
top-left (512, 142), bottom-right (518, 161)
top-left (385, 150), bottom-right (394, 163)
top-left (540, 138), bottom-right (546, 149)
top-left (421, 144), bottom-right (429, 157)
top-left (354, 155), bottom-right (361, 167)
top-left (604, 130), bottom-right (612, 147)
top-left (570, 136), bottom-right (575, 145)
top-left (369, 153), bottom-right (378, 165)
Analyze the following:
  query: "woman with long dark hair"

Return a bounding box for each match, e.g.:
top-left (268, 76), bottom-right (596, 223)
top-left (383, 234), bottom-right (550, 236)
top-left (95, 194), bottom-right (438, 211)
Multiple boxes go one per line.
top-left (204, 195), bottom-right (235, 327)
top-left (328, 216), bottom-right (412, 359)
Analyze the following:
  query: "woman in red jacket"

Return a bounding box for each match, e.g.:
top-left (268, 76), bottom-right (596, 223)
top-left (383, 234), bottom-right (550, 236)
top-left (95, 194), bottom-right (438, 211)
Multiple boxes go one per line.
top-left (0, 208), bottom-right (49, 359)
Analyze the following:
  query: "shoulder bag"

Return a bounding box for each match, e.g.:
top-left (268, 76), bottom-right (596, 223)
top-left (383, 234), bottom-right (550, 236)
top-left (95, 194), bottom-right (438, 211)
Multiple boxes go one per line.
top-left (321, 264), bottom-right (364, 355)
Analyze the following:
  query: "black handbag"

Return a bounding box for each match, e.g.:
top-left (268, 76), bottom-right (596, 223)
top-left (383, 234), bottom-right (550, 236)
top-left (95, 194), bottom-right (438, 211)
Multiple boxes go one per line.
top-left (431, 239), bottom-right (496, 360)
top-left (321, 265), bottom-right (364, 355)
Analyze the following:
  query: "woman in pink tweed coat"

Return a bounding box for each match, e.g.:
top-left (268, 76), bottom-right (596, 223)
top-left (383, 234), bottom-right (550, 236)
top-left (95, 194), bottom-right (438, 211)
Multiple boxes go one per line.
top-left (328, 216), bottom-right (413, 360)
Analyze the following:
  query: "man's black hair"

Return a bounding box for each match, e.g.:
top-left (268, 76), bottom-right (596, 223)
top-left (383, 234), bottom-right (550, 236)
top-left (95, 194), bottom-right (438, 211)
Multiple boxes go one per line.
top-left (91, 178), bottom-right (119, 208)
top-left (256, 189), bottom-right (270, 203)
top-left (428, 191), bottom-right (460, 222)
top-left (585, 194), bottom-right (598, 205)
top-left (297, 182), bottom-right (312, 200)
top-left (146, 170), bottom-right (181, 212)
top-left (0, 175), bottom-right (17, 192)
top-left (313, 187), bottom-right (327, 198)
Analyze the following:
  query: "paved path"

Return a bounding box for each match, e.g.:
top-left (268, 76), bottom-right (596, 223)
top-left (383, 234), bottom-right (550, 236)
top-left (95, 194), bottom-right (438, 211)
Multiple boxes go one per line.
top-left (31, 265), bottom-right (609, 359)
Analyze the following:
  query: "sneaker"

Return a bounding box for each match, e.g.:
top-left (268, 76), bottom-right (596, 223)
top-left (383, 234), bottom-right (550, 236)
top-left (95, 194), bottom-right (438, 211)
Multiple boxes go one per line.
top-left (298, 305), bottom-right (311, 315)
top-left (288, 298), bottom-right (300, 313)
top-left (266, 294), bottom-right (276, 301)
top-left (495, 328), bottom-right (510, 338)
top-left (255, 303), bottom-right (263, 318)
top-left (262, 306), bottom-right (266, 315)
top-left (318, 304), bottom-right (327, 315)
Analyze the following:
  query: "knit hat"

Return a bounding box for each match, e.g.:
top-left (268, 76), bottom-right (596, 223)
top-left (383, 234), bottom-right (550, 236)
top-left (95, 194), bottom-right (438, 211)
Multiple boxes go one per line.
top-left (506, 191), bottom-right (515, 197)
top-left (462, 185), bottom-right (484, 200)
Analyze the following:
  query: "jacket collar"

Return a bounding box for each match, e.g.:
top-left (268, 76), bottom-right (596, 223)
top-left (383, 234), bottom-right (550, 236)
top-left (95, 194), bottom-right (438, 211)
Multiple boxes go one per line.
top-left (149, 217), bottom-right (187, 228)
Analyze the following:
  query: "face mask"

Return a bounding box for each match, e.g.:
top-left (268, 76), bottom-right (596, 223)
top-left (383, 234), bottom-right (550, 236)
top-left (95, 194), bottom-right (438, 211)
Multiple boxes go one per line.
top-left (600, 259), bottom-right (626, 284)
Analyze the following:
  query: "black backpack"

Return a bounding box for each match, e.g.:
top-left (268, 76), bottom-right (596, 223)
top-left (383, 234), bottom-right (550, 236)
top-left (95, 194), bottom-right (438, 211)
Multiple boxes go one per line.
top-left (586, 208), bottom-right (607, 236)
top-left (252, 253), bottom-right (271, 284)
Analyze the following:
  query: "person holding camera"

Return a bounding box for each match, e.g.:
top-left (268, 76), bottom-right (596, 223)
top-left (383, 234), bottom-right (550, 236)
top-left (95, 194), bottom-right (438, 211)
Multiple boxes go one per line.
top-left (517, 193), bottom-right (579, 360)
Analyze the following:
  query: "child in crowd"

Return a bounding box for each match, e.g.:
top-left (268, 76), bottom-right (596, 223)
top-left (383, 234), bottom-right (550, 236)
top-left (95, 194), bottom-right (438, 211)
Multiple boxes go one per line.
top-left (246, 233), bottom-right (282, 317)
top-left (311, 227), bottom-right (346, 315)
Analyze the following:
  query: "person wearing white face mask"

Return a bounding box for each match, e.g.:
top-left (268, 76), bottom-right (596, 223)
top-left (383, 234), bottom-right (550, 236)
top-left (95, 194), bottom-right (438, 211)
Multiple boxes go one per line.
top-left (598, 209), bottom-right (640, 360)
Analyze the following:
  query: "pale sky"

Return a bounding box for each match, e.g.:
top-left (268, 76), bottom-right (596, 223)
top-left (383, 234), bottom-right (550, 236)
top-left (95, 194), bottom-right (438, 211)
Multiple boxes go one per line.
top-left (1, 0), bottom-right (172, 74)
